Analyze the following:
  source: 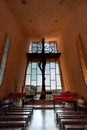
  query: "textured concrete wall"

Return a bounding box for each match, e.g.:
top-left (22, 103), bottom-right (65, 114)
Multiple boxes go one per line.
top-left (0, 1), bottom-right (29, 100)
top-left (59, 1), bottom-right (87, 98)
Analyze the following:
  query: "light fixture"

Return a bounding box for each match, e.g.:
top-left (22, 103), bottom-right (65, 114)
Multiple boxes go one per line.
top-left (22, 0), bottom-right (26, 4)
top-left (59, 0), bottom-right (64, 5)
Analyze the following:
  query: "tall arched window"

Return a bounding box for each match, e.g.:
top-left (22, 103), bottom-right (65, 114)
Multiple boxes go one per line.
top-left (25, 42), bottom-right (62, 95)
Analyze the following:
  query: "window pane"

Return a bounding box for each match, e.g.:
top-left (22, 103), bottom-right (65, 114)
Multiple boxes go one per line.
top-left (25, 75), bottom-right (30, 85)
top-left (37, 86), bottom-right (42, 92)
top-left (45, 63), bottom-right (49, 74)
top-left (45, 43), bottom-right (49, 53)
top-left (45, 75), bottom-right (50, 86)
top-left (37, 64), bottom-right (42, 74)
top-left (32, 63), bottom-right (37, 68)
top-left (46, 87), bottom-right (50, 91)
top-left (51, 69), bottom-right (55, 80)
top-left (32, 43), bottom-right (37, 47)
top-left (37, 75), bottom-right (42, 86)
top-left (49, 44), bottom-right (55, 53)
top-left (56, 75), bottom-right (61, 86)
top-left (51, 81), bottom-right (56, 90)
top-left (31, 81), bottom-right (36, 86)
top-left (56, 63), bottom-right (60, 74)
top-left (27, 63), bottom-right (31, 74)
top-left (31, 69), bottom-right (36, 80)
top-left (50, 62), bottom-right (55, 68)
top-left (37, 44), bottom-right (42, 53)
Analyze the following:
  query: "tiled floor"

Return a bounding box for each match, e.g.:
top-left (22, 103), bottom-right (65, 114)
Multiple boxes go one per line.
top-left (26, 109), bottom-right (60, 130)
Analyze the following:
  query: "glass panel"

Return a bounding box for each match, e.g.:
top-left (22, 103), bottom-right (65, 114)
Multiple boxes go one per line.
top-left (0, 35), bottom-right (10, 85)
top-left (51, 69), bottom-right (55, 80)
top-left (31, 69), bottom-right (36, 80)
top-left (30, 42), bottom-right (58, 53)
top-left (50, 62), bottom-right (55, 68)
top-left (57, 85), bottom-right (62, 89)
top-left (51, 81), bottom-right (56, 90)
top-left (46, 87), bottom-right (50, 91)
top-left (45, 63), bottom-right (49, 74)
top-left (45, 43), bottom-right (49, 53)
top-left (37, 43), bottom-right (42, 53)
top-left (32, 43), bottom-right (37, 47)
top-left (32, 63), bottom-right (37, 68)
top-left (32, 47), bottom-right (37, 53)
top-left (37, 75), bottom-right (42, 86)
top-left (31, 81), bottom-right (36, 86)
top-left (56, 75), bottom-right (61, 86)
top-left (37, 64), bottom-right (42, 74)
top-left (56, 63), bottom-right (60, 74)
top-left (25, 75), bottom-right (30, 85)
top-left (27, 63), bottom-right (31, 74)
top-left (37, 86), bottom-right (41, 92)
top-left (45, 75), bottom-right (50, 86)
top-left (49, 44), bottom-right (55, 53)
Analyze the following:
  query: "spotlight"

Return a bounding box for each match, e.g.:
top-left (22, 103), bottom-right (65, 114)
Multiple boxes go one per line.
top-left (22, 0), bottom-right (26, 4)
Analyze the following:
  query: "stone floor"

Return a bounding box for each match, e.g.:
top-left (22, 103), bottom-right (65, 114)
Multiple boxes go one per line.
top-left (26, 109), bottom-right (60, 130)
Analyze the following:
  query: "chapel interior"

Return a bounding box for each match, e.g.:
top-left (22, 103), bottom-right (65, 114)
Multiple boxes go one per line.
top-left (0, 0), bottom-right (87, 129)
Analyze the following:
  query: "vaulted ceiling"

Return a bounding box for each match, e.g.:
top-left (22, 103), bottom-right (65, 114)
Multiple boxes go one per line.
top-left (5, 0), bottom-right (78, 41)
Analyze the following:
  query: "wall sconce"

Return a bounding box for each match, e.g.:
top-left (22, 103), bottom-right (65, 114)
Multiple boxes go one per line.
top-left (22, 0), bottom-right (26, 4)
top-left (59, 0), bottom-right (64, 5)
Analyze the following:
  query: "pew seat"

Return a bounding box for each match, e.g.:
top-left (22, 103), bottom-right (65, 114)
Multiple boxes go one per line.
top-left (60, 119), bottom-right (87, 130)
top-left (64, 124), bottom-right (85, 130)
top-left (0, 128), bottom-right (22, 130)
top-left (57, 114), bottom-right (87, 123)
top-left (0, 115), bottom-right (29, 125)
top-left (56, 111), bottom-right (85, 122)
top-left (0, 121), bottom-right (26, 130)
top-left (0, 111), bottom-right (31, 118)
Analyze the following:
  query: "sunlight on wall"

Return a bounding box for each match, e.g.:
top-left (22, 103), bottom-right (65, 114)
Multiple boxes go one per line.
top-left (76, 33), bottom-right (87, 86)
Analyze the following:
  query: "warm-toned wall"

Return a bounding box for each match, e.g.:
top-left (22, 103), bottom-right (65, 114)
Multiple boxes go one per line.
top-left (0, 1), bottom-right (29, 100)
top-left (59, 1), bottom-right (87, 98)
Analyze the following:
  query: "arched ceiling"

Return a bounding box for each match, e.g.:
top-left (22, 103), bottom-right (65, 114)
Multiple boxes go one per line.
top-left (5, 0), bottom-right (78, 41)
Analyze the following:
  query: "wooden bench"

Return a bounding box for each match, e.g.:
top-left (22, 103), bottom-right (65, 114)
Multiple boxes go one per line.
top-left (0, 115), bottom-right (29, 125)
top-left (5, 109), bottom-right (32, 113)
top-left (0, 121), bottom-right (26, 130)
top-left (64, 124), bottom-right (85, 130)
top-left (56, 111), bottom-right (85, 122)
top-left (0, 111), bottom-right (31, 115)
top-left (4, 109), bottom-right (32, 118)
top-left (11, 106), bottom-right (33, 114)
top-left (0, 128), bottom-right (22, 130)
top-left (57, 114), bottom-right (87, 123)
top-left (60, 119), bottom-right (87, 130)
top-left (0, 111), bottom-right (31, 121)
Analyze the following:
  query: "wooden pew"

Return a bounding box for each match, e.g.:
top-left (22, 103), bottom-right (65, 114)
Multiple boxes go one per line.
top-left (0, 115), bottom-right (29, 125)
top-left (64, 124), bottom-right (85, 130)
top-left (0, 111), bottom-right (31, 117)
top-left (4, 109), bottom-right (32, 118)
top-left (10, 106), bottom-right (33, 114)
top-left (0, 128), bottom-right (22, 130)
top-left (0, 121), bottom-right (26, 130)
top-left (60, 119), bottom-right (87, 130)
top-left (57, 114), bottom-right (87, 123)
top-left (0, 112), bottom-right (31, 123)
top-left (56, 111), bottom-right (85, 123)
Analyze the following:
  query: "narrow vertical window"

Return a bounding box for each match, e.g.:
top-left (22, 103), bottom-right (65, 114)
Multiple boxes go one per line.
top-left (0, 35), bottom-right (10, 85)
